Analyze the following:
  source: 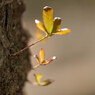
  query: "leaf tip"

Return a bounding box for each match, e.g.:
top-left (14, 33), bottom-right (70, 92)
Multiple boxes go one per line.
top-left (34, 54), bottom-right (36, 58)
top-left (52, 56), bottom-right (57, 60)
top-left (61, 28), bottom-right (70, 31)
top-left (41, 48), bottom-right (44, 51)
top-left (35, 19), bottom-right (40, 23)
top-left (43, 6), bottom-right (52, 11)
top-left (54, 17), bottom-right (61, 20)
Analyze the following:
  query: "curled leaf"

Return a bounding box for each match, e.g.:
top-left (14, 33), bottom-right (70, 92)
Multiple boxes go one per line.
top-left (34, 55), bottom-right (40, 64)
top-left (52, 17), bottom-right (61, 33)
top-left (39, 79), bottom-right (54, 86)
top-left (34, 74), bottom-right (54, 86)
top-left (54, 28), bottom-right (71, 35)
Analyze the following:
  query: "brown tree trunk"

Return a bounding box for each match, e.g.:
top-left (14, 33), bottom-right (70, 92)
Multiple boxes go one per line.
top-left (0, 0), bottom-right (31, 95)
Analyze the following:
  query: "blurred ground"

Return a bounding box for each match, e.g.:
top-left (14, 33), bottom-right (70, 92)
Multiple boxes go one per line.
top-left (23, 0), bottom-right (95, 95)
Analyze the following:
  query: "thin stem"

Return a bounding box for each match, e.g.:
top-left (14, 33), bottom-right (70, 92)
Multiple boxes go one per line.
top-left (33, 64), bottom-right (41, 70)
top-left (11, 35), bottom-right (48, 56)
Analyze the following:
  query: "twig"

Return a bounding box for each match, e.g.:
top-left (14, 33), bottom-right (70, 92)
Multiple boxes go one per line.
top-left (33, 64), bottom-right (41, 70)
top-left (11, 35), bottom-right (48, 56)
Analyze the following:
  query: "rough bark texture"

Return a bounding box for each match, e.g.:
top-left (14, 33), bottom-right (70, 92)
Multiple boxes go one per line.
top-left (0, 0), bottom-right (31, 95)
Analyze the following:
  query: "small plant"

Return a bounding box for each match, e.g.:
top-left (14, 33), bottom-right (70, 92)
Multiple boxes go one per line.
top-left (11, 6), bottom-right (71, 86)
top-left (33, 48), bottom-right (56, 70)
top-left (33, 73), bottom-right (54, 86)
top-left (35, 6), bottom-right (71, 37)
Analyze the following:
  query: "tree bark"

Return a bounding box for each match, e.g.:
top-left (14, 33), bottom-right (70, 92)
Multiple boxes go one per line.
top-left (0, 0), bottom-right (31, 95)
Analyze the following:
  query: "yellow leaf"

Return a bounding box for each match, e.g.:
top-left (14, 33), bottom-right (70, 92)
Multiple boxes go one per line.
top-left (35, 19), bottom-right (46, 33)
top-left (39, 79), bottom-right (54, 86)
top-left (34, 74), bottom-right (42, 84)
top-left (43, 6), bottom-right (53, 33)
top-left (36, 29), bottom-right (46, 42)
top-left (54, 28), bottom-right (71, 35)
top-left (39, 48), bottom-right (45, 63)
top-left (52, 17), bottom-right (61, 33)
top-left (34, 55), bottom-right (40, 64)
top-left (34, 74), bottom-right (54, 86)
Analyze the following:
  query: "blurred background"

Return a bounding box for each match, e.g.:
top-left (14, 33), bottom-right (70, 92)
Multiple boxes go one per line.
top-left (23, 0), bottom-right (95, 95)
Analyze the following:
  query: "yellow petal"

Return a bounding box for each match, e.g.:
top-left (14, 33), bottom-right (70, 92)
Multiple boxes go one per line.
top-left (39, 48), bottom-right (45, 63)
top-left (54, 28), bottom-right (71, 35)
top-left (43, 6), bottom-right (53, 33)
top-left (52, 17), bottom-right (61, 33)
top-left (35, 19), bottom-right (46, 32)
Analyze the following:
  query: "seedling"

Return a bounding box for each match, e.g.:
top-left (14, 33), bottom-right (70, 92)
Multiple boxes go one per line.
top-left (33, 48), bottom-right (56, 69)
top-left (11, 6), bottom-right (71, 56)
top-left (33, 74), bottom-right (54, 86)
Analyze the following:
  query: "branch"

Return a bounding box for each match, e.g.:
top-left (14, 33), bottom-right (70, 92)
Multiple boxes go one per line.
top-left (11, 35), bottom-right (48, 56)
